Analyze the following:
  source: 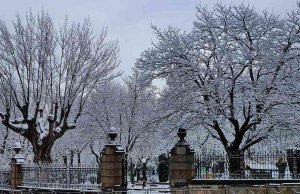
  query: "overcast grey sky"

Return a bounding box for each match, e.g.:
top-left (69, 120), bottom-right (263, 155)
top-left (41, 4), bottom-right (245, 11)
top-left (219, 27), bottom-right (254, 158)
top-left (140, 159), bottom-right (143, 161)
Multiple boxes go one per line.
top-left (0, 0), bottom-right (297, 77)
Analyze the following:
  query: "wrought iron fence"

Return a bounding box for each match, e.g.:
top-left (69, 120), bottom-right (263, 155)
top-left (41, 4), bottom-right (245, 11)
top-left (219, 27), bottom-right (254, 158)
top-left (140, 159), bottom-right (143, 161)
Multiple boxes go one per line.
top-left (1, 185), bottom-right (300, 194)
top-left (22, 164), bottom-right (100, 190)
top-left (0, 168), bottom-right (10, 189)
top-left (194, 151), bottom-right (300, 179)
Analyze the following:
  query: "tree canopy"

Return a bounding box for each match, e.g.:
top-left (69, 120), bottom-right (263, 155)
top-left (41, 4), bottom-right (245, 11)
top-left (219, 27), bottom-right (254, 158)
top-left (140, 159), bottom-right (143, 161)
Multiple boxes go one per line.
top-left (135, 4), bottom-right (300, 154)
top-left (0, 11), bottom-right (120, 162)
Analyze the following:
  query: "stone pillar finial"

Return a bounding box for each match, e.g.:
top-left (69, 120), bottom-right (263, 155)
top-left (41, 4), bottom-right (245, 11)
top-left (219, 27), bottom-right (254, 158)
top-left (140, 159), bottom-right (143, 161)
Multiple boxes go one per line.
top-left (178, 127), bottom-right (186, 142)
top-left (108, 127), bottom-right (118, 143)
top-left (13, 142), bottom-right (22, 154)
top-left (13, 142), bottom-right (24, 164)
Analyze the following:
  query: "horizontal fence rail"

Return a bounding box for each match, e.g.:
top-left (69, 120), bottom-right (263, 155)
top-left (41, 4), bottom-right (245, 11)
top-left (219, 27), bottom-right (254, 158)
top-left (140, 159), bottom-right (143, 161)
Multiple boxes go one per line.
top-left (22, 164), bottom-right (100, 190)
top-left (194, 151), bottom-right (300, 180)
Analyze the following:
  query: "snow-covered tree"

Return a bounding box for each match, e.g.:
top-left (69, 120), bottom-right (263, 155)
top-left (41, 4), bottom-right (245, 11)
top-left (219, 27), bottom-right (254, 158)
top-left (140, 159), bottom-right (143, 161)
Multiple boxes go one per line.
top-left (85, 71), bottom-right (158, 162)
top-left (121, 70), bottom-right (158, 154)
top-left (135, 4), bottom-right (300, 174)
top-left (82, 81), bottom-right (123, 163)
top-left (0, 11), bottom-right (119, 162)
top-left (51, 128), bottom-right (93, 166)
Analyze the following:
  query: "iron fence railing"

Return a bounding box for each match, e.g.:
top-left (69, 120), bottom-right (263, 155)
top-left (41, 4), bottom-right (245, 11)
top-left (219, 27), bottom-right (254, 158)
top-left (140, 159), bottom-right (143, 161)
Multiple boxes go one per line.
top-left (194, 152), bottom-right (300, 179)
top-left (22, 164), bottom-right (100, 190)
top-left (0, 168), bottom-right (10, 189)
top-left (1, 185), bottom-right (300, 194)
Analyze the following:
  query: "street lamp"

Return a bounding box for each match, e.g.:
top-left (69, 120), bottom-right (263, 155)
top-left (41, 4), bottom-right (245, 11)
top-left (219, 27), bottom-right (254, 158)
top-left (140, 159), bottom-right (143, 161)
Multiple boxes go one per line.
top-left (141, 158), bottom-right (147, 188)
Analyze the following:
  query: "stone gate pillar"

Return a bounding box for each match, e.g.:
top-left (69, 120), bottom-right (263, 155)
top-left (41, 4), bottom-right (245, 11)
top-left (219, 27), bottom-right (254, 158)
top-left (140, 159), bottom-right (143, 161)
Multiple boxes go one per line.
top-left (10, 142), bottom-right (25, 189)
top-left (170, 128), bottom-right (195, 188)
top-left (101, 127), bottom-right (127, 191)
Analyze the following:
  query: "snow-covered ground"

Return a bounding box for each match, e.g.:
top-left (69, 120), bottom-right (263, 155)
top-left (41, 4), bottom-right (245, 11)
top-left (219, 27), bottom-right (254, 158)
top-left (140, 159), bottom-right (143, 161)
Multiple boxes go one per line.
top-left (127, 183), bottom-right (170, 194)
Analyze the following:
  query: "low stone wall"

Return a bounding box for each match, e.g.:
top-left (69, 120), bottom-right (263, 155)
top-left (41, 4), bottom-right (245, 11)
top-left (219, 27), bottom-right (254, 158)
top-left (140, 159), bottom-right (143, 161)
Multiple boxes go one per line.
top-left (171, 185), bottom-right (300, 194)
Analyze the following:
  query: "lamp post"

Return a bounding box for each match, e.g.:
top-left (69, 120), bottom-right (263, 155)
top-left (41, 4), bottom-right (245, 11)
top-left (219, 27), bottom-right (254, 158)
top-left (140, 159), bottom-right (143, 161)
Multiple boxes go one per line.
top-left (141, 158), bottom-right (147, 188)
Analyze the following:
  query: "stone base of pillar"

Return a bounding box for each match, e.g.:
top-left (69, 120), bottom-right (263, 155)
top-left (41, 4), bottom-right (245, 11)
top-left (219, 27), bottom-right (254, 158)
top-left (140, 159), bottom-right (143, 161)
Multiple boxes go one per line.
top-left (11, 142), bottom-right (25, 190)
top-left (10, 161), bottom-right (22, 189)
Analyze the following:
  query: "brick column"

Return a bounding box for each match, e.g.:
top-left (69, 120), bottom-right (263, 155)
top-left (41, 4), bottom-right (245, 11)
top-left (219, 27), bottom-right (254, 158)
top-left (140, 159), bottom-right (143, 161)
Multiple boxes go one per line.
top-left (101, 127), bottom-right (127, 191)
top-left (10, 142), bottom-right (25, 189)
top-left (170, 128), bottom-right (195, 188)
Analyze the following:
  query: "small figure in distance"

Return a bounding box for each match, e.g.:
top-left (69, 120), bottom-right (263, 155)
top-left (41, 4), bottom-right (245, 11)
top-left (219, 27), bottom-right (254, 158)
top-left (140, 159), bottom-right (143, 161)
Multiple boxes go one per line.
top-left (276, 157), bottom-right (287, 179)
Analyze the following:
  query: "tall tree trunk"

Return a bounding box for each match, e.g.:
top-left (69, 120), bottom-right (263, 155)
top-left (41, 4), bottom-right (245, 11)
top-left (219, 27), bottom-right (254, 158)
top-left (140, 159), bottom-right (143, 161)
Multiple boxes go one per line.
top-left (32, 143), bottom-right (54, 163)
top-left (226, 147), bottom-right (245, 178)
top-left (0, 127), bottom-right (9, 155)
top-left (77, 152), bottom-right (81, 166)
top-left (70, 150), bottom-right (74, 166)
top-left (63, 155), bottom-right (68, 166)
top-left (31, 134), bottom-right (55, 163)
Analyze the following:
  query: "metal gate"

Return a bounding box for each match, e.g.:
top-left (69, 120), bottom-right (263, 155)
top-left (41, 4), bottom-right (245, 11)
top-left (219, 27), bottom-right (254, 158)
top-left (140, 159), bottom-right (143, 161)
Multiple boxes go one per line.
top-left (122, 158), bottom-right (128, 190)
